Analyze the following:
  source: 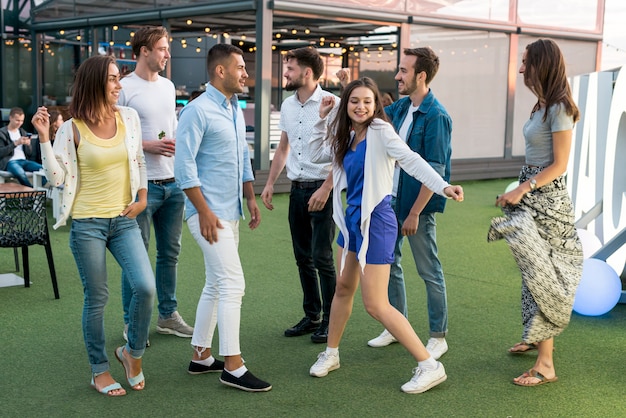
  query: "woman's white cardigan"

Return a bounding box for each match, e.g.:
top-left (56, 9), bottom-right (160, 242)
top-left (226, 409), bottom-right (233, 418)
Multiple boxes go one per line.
top-left (40, 106), bottom-right (147, 229)
top-left (310, 117), bottom-right (450, 273)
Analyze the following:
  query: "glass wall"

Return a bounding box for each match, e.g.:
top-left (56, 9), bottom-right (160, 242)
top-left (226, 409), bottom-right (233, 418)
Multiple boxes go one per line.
top-left (41, 40), bottom-right (81, 107)
top-left (408, 25), bottom-right (510, 159)
top-left (1, 40), bottom-right (33, 114)
top-left (517, 0), bottom-right (600, 31)
top-left (425, 0), bottom-right (512, 21)
top-left (355, 48), bottom-right (398, 97)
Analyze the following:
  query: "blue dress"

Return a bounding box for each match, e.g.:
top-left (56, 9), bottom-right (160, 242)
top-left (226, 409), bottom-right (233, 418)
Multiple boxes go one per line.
top-left (337, 138), bottom-right (397, 264)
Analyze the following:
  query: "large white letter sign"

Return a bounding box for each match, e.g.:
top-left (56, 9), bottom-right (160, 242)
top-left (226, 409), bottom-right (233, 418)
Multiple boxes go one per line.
top-left (571, 67), bottom-right (626, 276)
top-left (603, 68), bottom-right (626, 275)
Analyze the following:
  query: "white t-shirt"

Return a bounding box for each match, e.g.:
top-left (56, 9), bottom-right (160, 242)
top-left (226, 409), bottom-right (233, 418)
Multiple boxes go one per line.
top-left (9, 129), bottom-right (26, 161)
top-left (118, 72), bottom-right (178, 180)
top-left (392, 103), bottom-right (419, 196)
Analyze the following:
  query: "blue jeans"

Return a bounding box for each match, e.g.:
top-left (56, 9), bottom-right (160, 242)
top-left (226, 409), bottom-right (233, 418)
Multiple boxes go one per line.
top-left (288, 183), bottom-right (336, 322)
top-left (70, 216), bottom-right (155, 374)
top-left (389, 200), bottom-right (448, 338)
top-left (6, 159), bottom-right (44, 187)
top-left (122, 181), bottom-right (184, 323)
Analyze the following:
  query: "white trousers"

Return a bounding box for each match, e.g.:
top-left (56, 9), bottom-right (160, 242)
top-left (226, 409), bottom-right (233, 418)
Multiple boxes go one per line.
top-left (187, 215), bottom-right (246, 356)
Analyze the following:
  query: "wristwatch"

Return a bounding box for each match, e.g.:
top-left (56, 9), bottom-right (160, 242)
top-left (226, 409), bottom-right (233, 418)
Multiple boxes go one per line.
top-left (529, 178), bottom-right (537, 191)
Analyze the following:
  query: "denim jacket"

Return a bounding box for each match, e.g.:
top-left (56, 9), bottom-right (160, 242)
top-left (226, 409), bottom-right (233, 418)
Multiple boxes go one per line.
top-left (385, 89), bottom-right (452, 219)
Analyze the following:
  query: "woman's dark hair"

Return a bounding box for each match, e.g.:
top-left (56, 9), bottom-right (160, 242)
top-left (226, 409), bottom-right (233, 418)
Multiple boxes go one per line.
top-left (48, 110), bottom-right (63, 141)
top-left (329, 77), bottom-right (388, 167)
top-left (69, 55), bottom-right (118, 123)
top-left (523, 38), bottom-right (580, 123)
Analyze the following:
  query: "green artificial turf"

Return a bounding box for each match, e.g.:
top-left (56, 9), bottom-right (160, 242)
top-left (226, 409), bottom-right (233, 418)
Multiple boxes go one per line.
top-left (1, 178), bottom-right (625, 417)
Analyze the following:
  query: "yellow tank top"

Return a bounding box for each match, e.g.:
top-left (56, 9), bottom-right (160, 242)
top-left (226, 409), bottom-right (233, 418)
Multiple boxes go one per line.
top-left (72, 113), bottom-right (131, 219)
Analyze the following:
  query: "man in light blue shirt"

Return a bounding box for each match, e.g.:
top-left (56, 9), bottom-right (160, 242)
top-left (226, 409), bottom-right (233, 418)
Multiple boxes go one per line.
top-left (175, 43), bottom-right (271, 393)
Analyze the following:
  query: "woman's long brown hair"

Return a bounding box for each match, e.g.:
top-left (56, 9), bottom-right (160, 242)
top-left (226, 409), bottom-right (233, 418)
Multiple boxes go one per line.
top-left (69, 55), bottom-right (118, 124)
top-left (523, 39), bottom-right (580, 123)
top-left (328, 77), bottom-right (388, 167)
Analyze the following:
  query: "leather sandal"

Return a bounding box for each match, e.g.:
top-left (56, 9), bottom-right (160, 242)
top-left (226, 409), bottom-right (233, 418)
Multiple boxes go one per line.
top-left (115, 346), bottom-right (145, 390)
top-left (90, 374), bottom-right (126, 396)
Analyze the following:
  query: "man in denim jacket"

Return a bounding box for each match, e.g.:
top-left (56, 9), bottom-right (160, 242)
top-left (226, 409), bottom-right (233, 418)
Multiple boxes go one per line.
top-left (367, 47), bottom-right (452, 362)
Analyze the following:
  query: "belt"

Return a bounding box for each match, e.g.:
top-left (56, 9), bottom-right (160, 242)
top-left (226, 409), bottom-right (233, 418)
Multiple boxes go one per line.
top-left (149, 178), bottom-right (176, 185)
top-left (292, 180), bottom-right (325, 189)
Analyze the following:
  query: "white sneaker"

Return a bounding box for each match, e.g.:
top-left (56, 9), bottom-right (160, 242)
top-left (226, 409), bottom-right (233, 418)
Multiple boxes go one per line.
top-left (426, 338), bottom-right (448, 360)
top-left (367, 329), bottom-right (398, 348)
top-left (401, 363), bottom-right (447, 394)
top-left (123, 324), bottom-right (150, 347)
top-left (157, 311), bottom-right (194, 337)
top-left (309, 351), bottom-right (340, 377)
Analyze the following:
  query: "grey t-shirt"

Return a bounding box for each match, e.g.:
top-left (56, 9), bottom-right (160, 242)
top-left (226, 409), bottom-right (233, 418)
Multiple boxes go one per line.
top-left (523, 103), bottom-right (574, 167)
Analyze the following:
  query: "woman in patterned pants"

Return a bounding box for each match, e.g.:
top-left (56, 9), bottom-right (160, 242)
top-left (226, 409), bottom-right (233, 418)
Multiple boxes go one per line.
top-left (488, 39), bottom-right (583, 387)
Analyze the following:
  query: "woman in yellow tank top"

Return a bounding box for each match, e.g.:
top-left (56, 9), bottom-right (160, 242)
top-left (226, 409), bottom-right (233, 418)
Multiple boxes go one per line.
top-left (32, 55), bottom-right (155, 397)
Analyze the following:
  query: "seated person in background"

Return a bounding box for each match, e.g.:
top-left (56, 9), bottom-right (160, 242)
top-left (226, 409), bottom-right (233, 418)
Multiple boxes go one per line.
top-left (0, 107), bottom-right (44, 187)
top-left (30, 110), bottom-right (66, 164)
top-left (49, 110), bottom-right (64, 144)
top-left (189, 90), bottom-right (203, 102)
top-left (381, 91), bottom-right (395, 107)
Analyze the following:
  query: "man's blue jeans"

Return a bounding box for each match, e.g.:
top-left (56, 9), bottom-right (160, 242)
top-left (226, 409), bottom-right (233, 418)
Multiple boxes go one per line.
top-left (122, 181), bottom-right (185, 323)
top-left (70, 216), bottom-right (155, 374)
top-left (6, 159), bottom-right (44, 187)
top-left (288, 184), bottom-right (336, 322)
top-left (389, 206), bottom-right (448, 338)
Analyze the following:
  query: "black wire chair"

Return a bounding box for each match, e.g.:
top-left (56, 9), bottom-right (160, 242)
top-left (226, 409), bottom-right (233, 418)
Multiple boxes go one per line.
top-left (0, 190), bottom-right (59, 299)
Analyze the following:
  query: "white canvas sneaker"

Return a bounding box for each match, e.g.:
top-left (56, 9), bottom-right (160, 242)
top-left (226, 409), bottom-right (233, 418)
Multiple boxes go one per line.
top-left (401, 362), bottom-right (447, 394)
top-left (426, 338), bottom-right (448, 360)
top-left (309, 351), bottom-right (340, 377)
top-left (367, 329), bottom-right (398, 348)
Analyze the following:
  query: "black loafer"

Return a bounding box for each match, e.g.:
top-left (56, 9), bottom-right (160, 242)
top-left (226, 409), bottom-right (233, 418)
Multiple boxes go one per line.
top-left (284, 317), bottom-right (321, 337)
top-left (311, 321), bottom-right (329, 343)
top-left (188, 359), bottom-right (225, 374)
top-left (219, 370), bottom-right (272, 392)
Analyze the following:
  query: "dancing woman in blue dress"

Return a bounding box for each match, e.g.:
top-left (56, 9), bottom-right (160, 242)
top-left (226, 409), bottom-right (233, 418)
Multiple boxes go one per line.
top-left (308, 77), bottom-right (464, 393)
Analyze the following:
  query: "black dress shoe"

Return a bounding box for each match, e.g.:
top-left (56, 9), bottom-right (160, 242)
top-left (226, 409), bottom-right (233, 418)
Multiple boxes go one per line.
top-left (284, 317), bottom-right (321, 337)
top-left (311, 321), bottom-right (328, 343)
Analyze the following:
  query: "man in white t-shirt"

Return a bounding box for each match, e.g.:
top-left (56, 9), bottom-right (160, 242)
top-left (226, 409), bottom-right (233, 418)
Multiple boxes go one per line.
top-left (0, 107), bottom-right (43, 187)
top-left (118, 26), bottom-right (194, 345)
top-left (261, 47), bottom-right (339, 344)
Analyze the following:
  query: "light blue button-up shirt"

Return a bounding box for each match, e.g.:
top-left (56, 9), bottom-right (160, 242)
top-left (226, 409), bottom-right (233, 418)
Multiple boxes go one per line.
top-left (175, 83), bottom-right (254, 221)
